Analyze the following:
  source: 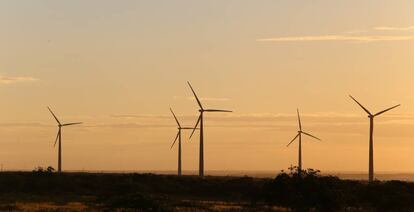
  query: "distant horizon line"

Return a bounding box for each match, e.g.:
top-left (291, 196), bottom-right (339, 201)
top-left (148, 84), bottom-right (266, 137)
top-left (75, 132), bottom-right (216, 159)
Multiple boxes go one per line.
top-left (5, 169), bottom-right (414, 174)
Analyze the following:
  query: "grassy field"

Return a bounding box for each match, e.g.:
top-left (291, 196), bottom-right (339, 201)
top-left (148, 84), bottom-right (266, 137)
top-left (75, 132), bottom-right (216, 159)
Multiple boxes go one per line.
top-left (1, 170), bottom-right (414, 211)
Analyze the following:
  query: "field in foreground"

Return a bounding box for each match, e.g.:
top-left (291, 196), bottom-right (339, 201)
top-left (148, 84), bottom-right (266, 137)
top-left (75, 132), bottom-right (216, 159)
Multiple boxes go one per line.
top-left (1, 170), bottom-right (414, 211)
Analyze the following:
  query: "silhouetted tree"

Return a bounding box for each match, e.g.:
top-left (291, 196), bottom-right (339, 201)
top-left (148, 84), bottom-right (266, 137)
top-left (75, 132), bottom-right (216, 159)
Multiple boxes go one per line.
top-left (46, 166), bottom-right (55, 173)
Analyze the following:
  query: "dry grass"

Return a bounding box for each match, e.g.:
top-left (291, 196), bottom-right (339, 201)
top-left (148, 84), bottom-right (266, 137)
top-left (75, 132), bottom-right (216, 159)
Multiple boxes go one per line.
top-left (0, 202), bottom-right (100, 211)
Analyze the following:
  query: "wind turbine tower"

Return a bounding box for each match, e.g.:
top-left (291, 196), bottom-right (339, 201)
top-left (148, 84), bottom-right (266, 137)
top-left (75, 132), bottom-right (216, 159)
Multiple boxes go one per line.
top-left (349, 95), bottom-right (400, 182)
top-left (287, 109), bottom-right (321, 177)
top-left (187, 82), bottom-right (232, 177)
top-left (170, 108), bottom-right (198, 176)
top-left (48, 107), bottom-right (82, 173)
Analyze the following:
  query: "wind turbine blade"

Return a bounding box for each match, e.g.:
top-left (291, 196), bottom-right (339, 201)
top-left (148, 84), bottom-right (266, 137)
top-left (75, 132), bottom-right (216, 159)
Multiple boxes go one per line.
top-left (170, 132), bottom-right (179, 149)
top-left (170, 108), bottom-right (181, 128)
top-left (53, 130), bottom-right (60, 147)
top-left (297, 109), bottom-right (302, 131)
top-left (187, 81), bottom-right (204, 109)
top-left (189, 115), bottom-right (201, 139)
top-left (349, 95), bottom-right (372, 115)
top-left (374, 104), bottom-right (401, 116)
top-left (287, 133), bottom-right (300, 147)
top-left (301, 131), bottom-right (321, 141)
top-left (204, 109), bottom-right (233, 112)
top-left (62, 122), bottom-right (82, 126)
top-left (181, 127), bottom-right (199, 130)
top-left (47, 107), bottom-right (61, 125)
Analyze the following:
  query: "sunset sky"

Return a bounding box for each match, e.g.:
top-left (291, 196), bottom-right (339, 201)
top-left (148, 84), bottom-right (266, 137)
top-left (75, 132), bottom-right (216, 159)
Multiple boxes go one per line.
top-left (2, 0), bottom-right (414, 173)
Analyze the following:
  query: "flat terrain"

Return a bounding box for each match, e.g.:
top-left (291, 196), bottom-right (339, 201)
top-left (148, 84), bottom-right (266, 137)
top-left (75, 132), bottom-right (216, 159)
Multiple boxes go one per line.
top-left (1, 171), bottom-right (414, 211)
top-left (0, 172), bottom-right (270, 211)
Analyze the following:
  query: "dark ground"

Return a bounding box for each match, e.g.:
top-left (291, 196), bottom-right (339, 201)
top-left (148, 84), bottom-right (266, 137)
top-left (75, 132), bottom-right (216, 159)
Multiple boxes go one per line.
top-left (1, 170), bottom-right (414, 211)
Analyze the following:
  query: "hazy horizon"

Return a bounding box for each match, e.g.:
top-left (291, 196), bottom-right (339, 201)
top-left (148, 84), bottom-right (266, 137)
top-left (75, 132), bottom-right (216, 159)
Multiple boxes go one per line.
top-left (2, 1), bottom-right (414, 174)
top-left (6, 168), bottom-right (414, 182)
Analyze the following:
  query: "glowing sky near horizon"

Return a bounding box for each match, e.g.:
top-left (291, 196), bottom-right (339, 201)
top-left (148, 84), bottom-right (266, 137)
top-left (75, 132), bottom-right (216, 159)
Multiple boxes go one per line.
top-left (1, 0), bottom-right (414, 173)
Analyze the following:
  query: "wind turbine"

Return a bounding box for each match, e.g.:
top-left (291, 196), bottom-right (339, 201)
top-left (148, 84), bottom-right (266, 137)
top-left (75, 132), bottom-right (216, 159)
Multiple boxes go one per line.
top-left (349, 95), bottom-right (400, 182)
top-left (170, 108), bottom-right (198, 176)
top-left (47, 107), bottom-right (82, 173)
top-left (187, 81), bottom-right (232, 177)
top-left (287, 109), bottom-right (321, 177)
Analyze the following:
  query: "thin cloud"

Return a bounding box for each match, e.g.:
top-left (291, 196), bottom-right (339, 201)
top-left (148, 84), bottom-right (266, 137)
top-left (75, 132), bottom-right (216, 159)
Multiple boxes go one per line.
top-left (1, 112), bottom-right (412, 132)
top-left (344, 30), bottom-right (368, 34)
top-left (0, 122), bottom-right (51, 128)
top-left (257, 35), bottom-right (414, 42)
top-left (110, 114), bottom-right (171, 119)
top-left (84, 123), bottom-right (172, 129)
top-left (110, 112), bottom-right (407, 125)
top-left (374, 26), bottom-right (414, 31)
top-left (0, 74), bottom-right (38, 84)
top-left (173, 96), bottom-right (230, 102)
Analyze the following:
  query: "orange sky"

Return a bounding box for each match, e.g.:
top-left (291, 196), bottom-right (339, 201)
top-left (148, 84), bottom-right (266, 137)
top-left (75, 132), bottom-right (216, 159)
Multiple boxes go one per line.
top-left (1, 1), bottom-right (414, 173)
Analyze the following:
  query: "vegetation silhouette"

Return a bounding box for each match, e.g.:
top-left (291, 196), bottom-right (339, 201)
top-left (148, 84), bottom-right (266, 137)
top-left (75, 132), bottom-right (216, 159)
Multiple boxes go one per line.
top-left (1, 171), bottom-right (414, 210)
top-left (262, 166), bottom-right (414, 211)
top-left (32, 166), bottom-right (55, 174)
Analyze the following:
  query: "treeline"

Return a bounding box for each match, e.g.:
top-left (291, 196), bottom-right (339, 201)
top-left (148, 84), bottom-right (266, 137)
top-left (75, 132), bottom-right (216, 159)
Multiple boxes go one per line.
top-left (262, 168), bottom-right (414, 211)
top-left (0, 170), bottom-right (414, 211)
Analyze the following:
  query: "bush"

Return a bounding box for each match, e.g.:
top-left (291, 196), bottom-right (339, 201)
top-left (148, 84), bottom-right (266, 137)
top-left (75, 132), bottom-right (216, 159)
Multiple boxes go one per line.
top-left (32, 166), bottom-right (55, 173)
top-left (262, 167), bottom-right (414, 211)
